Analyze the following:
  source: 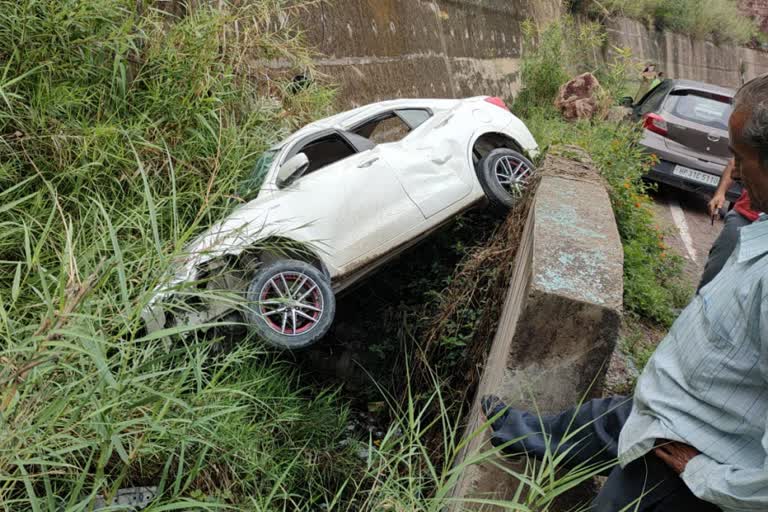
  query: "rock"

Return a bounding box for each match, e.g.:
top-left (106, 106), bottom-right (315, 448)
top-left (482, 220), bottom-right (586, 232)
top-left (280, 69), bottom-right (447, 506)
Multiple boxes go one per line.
top-left (93, 487), bottom-right (157, 510)
top-left (554, 72), bottom-right (603, 121)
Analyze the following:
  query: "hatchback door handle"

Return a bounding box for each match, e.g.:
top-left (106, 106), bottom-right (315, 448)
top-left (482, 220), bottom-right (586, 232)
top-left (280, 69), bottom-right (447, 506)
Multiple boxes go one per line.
top-left (358, 157), bottom-right (379, 168)
top-left (707, 134), bottom-right (721, 142)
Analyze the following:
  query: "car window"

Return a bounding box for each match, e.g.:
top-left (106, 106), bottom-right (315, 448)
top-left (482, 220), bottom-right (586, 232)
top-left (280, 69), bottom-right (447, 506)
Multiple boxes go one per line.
top-left (296, 134), bottom-right (357, 175)
top-left (354, 114), bottom-right (411, 144)
top-left (638, 83), bottom-right (671, 116)
top-left (396, 109), bottom-right (431, 129)
top-left (665, 91), bottom-right (732, 130)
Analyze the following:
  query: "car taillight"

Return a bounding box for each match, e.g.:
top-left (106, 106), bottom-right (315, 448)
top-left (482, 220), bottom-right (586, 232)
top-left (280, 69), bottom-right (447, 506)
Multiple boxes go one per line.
top-left (485, 96), bottom-right (510, 111)
top-left (643, 113), bottom-right (668, 136)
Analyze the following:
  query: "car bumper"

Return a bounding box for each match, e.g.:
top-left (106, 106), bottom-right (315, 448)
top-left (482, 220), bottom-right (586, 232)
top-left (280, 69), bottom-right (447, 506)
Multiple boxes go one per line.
top-left (645, 159), bottom-right (743, 202)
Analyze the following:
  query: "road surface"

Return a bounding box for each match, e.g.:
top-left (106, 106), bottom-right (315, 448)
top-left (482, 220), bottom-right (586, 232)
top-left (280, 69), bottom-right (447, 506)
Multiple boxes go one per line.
top-left (649, 184), bottom-right (724, 287)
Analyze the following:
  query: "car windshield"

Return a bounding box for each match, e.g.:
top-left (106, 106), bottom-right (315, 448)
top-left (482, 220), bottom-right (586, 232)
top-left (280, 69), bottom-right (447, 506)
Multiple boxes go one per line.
top-left (238, 149), bottom-right (279, 201)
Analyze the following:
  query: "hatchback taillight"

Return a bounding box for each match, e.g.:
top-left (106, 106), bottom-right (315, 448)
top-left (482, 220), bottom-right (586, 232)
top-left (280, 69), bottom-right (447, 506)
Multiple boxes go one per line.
top-left (485, 96), bottom-right (510, 111)
top-left (643, 113), bottom-right (668, 136)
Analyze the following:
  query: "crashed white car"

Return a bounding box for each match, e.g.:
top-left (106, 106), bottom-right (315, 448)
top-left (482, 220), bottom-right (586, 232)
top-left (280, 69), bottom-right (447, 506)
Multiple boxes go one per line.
top-left (144, 96), bottom-right (539, 348)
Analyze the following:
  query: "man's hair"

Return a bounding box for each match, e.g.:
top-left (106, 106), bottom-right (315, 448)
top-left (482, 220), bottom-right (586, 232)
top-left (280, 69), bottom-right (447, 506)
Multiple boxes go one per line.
top-left (734, 74), bottom-right (768, 166)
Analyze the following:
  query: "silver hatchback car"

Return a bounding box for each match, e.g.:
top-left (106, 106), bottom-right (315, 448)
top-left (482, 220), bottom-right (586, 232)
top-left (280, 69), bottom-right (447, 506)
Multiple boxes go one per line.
top-left (632, 79), bottom-right (743, 202)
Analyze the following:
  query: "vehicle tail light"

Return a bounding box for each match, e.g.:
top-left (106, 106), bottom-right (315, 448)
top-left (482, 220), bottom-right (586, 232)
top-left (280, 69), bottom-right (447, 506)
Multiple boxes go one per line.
top-left (643, 113), bottom-right (668, 136)
top-left (485, 96), bottom-right (510, 111)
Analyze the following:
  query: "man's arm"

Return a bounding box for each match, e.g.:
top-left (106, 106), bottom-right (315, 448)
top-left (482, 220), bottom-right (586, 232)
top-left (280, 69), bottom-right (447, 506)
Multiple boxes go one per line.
top-left (709, 159), bottom-right (735, 218)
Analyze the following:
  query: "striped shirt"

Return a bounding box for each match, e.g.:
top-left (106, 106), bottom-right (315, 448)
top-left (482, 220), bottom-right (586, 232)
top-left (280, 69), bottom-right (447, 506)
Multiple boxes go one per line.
top-left (618, 216), bottom-right (768, 511)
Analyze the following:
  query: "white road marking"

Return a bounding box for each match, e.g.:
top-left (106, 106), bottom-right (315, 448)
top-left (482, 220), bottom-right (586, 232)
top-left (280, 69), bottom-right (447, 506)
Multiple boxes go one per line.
top-left (669, 200), bottom-right (698, 262)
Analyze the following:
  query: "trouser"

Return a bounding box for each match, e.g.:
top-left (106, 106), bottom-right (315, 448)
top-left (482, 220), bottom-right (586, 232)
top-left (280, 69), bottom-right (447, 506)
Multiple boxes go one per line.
top-left (698, 210), bottom-right (752, 291)
top-left (485, 396), bottom-right (721, 511)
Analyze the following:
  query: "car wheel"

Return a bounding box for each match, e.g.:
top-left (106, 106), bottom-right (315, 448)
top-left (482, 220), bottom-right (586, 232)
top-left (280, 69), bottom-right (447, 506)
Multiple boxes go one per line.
top-left (477, 148), bottom-right (536, 210)
top-left (244, 259), bottom-right (335, 349)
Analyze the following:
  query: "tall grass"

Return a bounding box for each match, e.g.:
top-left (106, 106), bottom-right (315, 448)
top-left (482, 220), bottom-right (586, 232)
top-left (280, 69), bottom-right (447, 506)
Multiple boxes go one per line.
top-left (592, 0), bottom-right (757, 44)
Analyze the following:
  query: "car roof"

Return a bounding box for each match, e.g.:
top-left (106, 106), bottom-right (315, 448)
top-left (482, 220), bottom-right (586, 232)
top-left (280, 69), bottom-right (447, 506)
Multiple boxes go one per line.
top-left (666, 79), bottom-right (736, 98)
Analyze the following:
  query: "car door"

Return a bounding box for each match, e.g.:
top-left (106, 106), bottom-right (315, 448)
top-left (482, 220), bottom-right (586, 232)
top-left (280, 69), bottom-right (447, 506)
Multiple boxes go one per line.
top-left (353, 108), bottom-right (473, 218)
top-left (276, 130), bottom-right (424, 271)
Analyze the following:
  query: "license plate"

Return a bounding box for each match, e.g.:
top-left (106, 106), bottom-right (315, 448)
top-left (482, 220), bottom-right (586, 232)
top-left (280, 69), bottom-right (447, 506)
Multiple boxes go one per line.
top-left (672, 165), bottom-right (719, 187)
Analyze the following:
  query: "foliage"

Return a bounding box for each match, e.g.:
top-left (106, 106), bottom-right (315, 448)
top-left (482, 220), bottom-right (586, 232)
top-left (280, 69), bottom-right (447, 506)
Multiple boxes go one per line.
top-left (589, 0), bottom-right (758, 45)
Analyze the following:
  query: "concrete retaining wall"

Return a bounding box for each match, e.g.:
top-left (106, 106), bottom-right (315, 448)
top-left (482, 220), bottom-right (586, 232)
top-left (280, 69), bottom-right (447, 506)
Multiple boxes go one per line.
top-left (288, 0), bottom-right (561, 108)
top-left (450, 148), bottom-right (624, 509)
top-left (604, 17), bottom-right (768, 89)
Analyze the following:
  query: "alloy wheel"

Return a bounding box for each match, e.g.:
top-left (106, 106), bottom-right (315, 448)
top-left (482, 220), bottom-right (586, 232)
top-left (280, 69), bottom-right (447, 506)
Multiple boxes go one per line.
top-left (258, 271), bottom-right (324, 336)
top-left (494, 155), bottom-right (533, 196)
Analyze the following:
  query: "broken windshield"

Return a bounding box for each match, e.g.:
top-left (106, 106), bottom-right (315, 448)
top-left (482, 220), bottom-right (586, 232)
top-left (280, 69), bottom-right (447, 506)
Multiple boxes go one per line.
top-left (238, 149), bottom-right (279, 202)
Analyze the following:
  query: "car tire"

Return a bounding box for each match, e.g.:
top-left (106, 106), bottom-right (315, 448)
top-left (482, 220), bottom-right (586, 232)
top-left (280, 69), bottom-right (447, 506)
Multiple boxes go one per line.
top-left (244, 259), bottom-right (335, 350)
top-left (477, 148), bottom-right (536, 210)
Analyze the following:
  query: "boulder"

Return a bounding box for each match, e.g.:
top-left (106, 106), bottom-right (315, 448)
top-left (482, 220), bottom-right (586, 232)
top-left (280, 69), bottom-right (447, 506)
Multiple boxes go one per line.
top-left (554, 72), bottom-right (603, 121)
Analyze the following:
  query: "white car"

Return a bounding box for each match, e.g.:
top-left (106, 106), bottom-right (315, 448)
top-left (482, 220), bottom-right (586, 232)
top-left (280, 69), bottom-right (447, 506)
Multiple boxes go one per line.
top-left (143, 96), bottom-right (539, 348)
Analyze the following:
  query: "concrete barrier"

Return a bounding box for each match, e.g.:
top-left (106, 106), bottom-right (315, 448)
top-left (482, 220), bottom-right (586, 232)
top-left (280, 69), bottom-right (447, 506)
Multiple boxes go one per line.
top-left (450, 147), bottom-right (623, 509)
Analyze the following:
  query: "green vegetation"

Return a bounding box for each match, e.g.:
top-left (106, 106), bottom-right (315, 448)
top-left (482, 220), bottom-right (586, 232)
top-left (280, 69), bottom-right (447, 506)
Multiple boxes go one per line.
top-left (0, 0), bottom-right (352, 508)
top-left (514, 19), bottom-right (689, 327)
top-left (580, 0), bottom-right (758, 45)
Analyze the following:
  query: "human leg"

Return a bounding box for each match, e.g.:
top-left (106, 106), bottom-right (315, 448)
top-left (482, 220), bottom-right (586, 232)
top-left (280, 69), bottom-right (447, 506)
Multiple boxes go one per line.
top-left (593, 453), bottom-right (721, 512)
top-left (482, 395), bottom-right (633, 471)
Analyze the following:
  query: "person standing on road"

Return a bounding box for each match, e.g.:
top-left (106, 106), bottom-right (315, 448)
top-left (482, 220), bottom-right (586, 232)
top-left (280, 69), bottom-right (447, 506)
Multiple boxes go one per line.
top-left (700, 160), bottom-right (762, 290)
top-left (482, 74), bottom-right (768, 511)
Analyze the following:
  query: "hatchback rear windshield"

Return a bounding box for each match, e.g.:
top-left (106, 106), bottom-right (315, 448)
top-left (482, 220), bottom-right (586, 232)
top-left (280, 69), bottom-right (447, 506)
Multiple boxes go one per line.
top-left (666, 90), bottom-right (732, 130)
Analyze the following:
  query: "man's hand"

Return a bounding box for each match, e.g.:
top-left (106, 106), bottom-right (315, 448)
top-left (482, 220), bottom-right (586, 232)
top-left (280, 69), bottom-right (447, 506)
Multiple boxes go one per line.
top-left (654, 441), bottom-right (701, 474)
top-left (708, 192), bottom-right (726, 218)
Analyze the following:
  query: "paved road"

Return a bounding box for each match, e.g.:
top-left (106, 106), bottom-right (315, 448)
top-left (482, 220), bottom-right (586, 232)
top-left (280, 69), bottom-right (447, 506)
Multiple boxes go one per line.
top-left (649, 184), bottom-right (724, 287)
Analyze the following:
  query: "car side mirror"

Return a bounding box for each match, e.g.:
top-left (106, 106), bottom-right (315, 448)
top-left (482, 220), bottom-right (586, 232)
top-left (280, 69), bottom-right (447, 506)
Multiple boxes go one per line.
top-left (619, 96), bottom-right (634, 108)
top-left (277, 153), bottom-right (309, 186)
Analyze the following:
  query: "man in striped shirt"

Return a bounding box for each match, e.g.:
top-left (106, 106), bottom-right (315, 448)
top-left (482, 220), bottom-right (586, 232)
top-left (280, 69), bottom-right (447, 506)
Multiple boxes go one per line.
top-left (484, 74), bottom-right (768, 511)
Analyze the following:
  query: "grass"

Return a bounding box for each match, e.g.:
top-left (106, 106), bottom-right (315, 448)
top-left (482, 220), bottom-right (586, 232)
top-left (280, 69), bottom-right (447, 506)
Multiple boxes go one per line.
top-left (0, 0), bottom-right (354, 508)
top-left (582, 0), bottom-right (758, 45)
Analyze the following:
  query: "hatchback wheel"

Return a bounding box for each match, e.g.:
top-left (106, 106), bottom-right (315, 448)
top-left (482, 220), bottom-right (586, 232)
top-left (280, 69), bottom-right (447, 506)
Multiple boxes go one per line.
top-left (477, 148), bottom-right (536, 210)
top-left (245, 260), bottom-right (335, 349)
